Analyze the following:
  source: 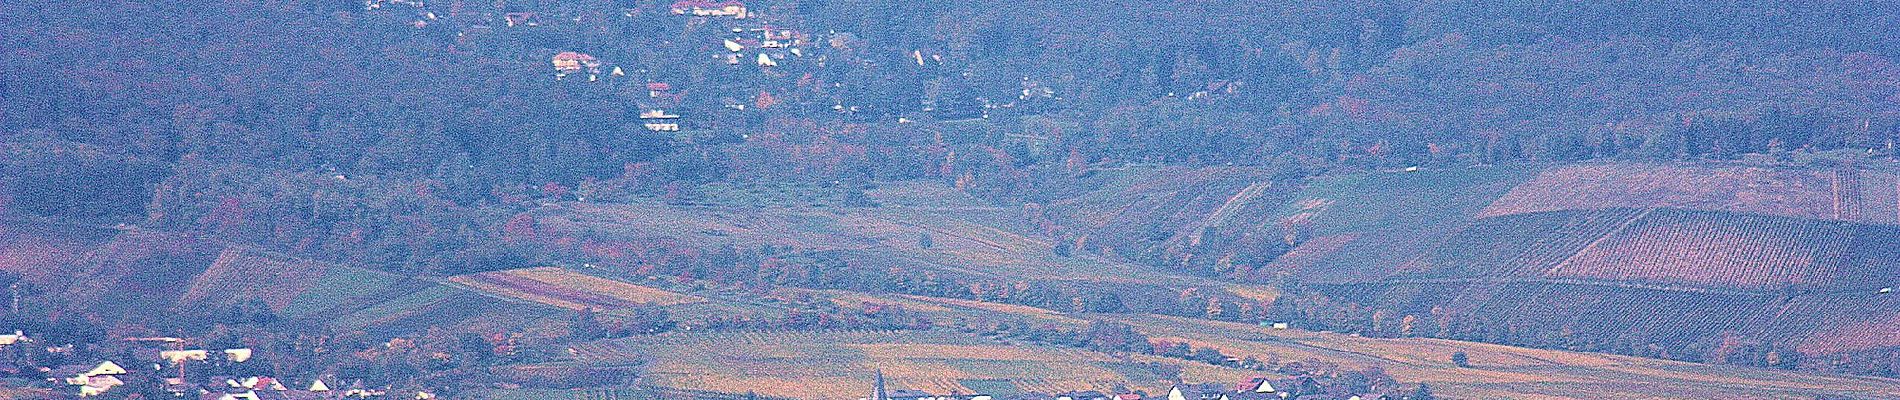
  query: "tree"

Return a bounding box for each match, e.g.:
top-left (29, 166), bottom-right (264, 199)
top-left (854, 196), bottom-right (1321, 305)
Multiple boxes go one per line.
top-left (1410, 383), bottom-right (1435, 400)
top-left (568, 309), bottom-right (606, 341)
top-left (1450, 351), bottom-right (1469, 367)
top-left (1191, 347), bottom-right (1227, 365)
top-left (918, 232), bottom-right (934, 249)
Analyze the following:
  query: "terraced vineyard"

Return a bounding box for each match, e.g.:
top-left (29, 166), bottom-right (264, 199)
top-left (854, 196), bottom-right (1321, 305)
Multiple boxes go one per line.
top-left (1550, 210), bottom-right (1859, 290)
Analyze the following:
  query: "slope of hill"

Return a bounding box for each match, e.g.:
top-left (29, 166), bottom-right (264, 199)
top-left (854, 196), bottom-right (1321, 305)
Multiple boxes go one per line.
top-left (0, 218), bottom-right (568, 336)
top-left (1041, 163), bottom-right (1900, 377)
top-left (1481, 163), bottom-right (1900, 224)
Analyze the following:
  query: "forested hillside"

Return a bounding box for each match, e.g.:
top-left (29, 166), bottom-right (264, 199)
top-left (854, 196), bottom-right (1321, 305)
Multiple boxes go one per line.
top-left (5, 0), bottom-right (1900, 395)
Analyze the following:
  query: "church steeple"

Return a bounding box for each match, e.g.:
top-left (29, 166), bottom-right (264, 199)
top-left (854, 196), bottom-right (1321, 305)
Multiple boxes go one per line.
top-left (873, 369), bottom-right (888, 400)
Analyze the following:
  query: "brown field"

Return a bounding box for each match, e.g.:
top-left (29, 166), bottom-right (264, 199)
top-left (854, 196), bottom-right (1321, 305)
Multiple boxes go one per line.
top-left (892, 294), bottom-right (1091, 325)
top-left (561, 330), bottom-right (1234, 400)
top-left (451, 267), bottom-right (704, 310)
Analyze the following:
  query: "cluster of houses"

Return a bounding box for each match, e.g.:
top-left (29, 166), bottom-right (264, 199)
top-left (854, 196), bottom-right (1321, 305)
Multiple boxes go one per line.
top-left (0, 331), bottom-right (414, 399)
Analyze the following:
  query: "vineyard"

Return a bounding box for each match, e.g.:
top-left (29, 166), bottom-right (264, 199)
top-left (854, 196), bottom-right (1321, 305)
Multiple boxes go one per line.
top-left (1477, 164), bottom-right (1900, 225)
top-left (179, 248), bottom-right (333, 310)
top-left (1309, 208), bottom-right (1900, 292)
top-left (1548, 210), bottom-right (1860, 290)
top-left (450, 267), bottom-right (705, 311)
top-left (1406, 208), bottom-right (1648, 279)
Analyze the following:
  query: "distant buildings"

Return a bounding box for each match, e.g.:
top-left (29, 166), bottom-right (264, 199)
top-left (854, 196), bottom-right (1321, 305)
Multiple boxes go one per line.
top-left (47, 361), bottom-right (126, 397)
top-left (552, 51), bottom-right (602, 79)
top-left (670, 0), bottom-right (748, 19)
top-left (641, 109), bottom-right (682, 132)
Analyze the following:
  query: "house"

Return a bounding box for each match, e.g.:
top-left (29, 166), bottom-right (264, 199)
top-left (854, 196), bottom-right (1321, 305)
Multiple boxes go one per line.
top-left (1056, 391), bottom-right (1111, 400)
top-left (205, 390), bottom-right (261, 400)
top-left (670, 0), bottom-right (747, 18)
top-left (0, 330), bottom-right (27, 346)
top-left (1236, 377), bottom-right (1277, 394)
top-left (1167, 384), bottom-right (1230, 400)
top-left (241, 376), bottom-right (289, 391)
top-left (309, 379), bottom-right (331, 392)
top-left (551, 52), bottom-right (601, 76)
top-left (724, 39), bottom-right (746, 52)
top-left (162, 349), bottom-right (211, 364)
top-left (647, 82), bottom-right (673, 97)
top-left (763, 29), bottom-right (802, 42)
top-left (504, 12), bottom-right (537, 27)
top-left (342, 380), bottom-right (387, 398)
top-left (87, 361), bottom-right (127, 377)
top-left (1880, 287), bottom-right (1892, 294)
top-left (640, 109), bottom-right (681, 120)
top-left (49, 361), bottom-right (127, 395)
top-left (225, 348), bottom-right (254, 362)
top-left (887, 389), bottom-right (933, 400)
top-left (643, 122), bottom-right (681, 132)
top-left (79, 375), bottom-right (124, 397)
top-left (756, 53), bottom-right (777, 67)
top-left (611, 66), bottom-right (626, 77)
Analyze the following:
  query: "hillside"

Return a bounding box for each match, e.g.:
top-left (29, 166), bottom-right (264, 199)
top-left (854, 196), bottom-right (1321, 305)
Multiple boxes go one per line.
top-left (1481, 163), bottom-right (1900, 224)
top-left (0, 218), bottom-right (567, 336)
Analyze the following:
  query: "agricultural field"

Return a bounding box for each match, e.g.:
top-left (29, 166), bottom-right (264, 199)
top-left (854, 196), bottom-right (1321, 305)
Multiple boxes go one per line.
top-left (1362, 208), bottom-right (1900, 292)
top-left (451, 267), bottom-right (706, 311)
top-left (555, 330), bottom-right (1231, 400)
top-left (1547, 209), bottom-right (1864, 290)
top-left (1281, 166), bottom-right (1537, 237)
top-left (180, 248), bottom-right (335, 310)
top-left (536, 202), bottom-right (1191, 284)
top-left (520, 299), bottom-right (1900, 400)
top-left (1106, 315), bottom-right (1900, 400)
top-left (325, 284), bottom-right (463, 331)
top-left (1480, 163), bottom-right (1900, 224)
top-left (280, 266), bottom-right (410, 319)
top-left (0, 219), bottom-right (116, 283)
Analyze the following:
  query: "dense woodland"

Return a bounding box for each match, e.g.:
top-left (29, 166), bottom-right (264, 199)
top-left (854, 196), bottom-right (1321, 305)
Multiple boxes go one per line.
top-left (4, 0), bottom-right (1900, 391)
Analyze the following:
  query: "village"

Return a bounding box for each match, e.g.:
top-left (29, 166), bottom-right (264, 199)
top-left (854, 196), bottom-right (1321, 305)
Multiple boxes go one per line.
top-left (0, 330), bottom-right (421, 399)
top-left (349, 0), bottom-right (1172, 141)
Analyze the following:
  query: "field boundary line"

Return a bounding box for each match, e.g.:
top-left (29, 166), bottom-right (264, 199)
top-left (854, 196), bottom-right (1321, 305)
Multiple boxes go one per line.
top-left (1543, 207), bottom-right (1654, 276)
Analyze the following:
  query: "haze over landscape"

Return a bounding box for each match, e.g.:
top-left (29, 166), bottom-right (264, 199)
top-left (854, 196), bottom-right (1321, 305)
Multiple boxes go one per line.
top-left (2, 1), bottom-right (1899, 399)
